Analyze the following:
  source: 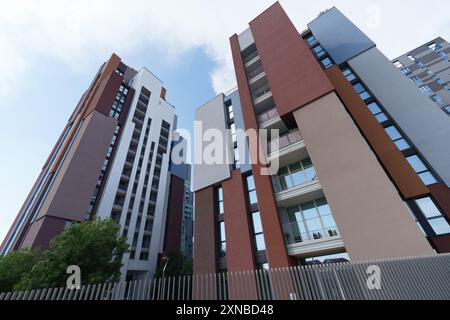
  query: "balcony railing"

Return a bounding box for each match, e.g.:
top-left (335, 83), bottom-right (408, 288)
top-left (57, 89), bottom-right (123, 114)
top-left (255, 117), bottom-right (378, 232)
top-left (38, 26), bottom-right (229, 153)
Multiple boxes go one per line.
top-left (267, 129), bottom-right (303, 154)
top-left (283, 221), bottom-right (339, 245)
top-left (247, 65), bottom-right (265, 80)
top-left (257, 107), bottom-right (279, 125)
top-left (252, 84), bottom-right (271, 101)
top-left (243, 50), bottom-right (259, 64)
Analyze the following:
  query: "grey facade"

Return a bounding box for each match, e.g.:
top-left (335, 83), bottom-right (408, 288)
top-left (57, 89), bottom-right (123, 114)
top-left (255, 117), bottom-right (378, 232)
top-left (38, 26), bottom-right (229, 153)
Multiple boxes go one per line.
top-left (349, 47), bottom-right (450, 187)
top-left (392, 37), bottom-right (450, 115)
top-left (308, 7), bottom-right (375, 66)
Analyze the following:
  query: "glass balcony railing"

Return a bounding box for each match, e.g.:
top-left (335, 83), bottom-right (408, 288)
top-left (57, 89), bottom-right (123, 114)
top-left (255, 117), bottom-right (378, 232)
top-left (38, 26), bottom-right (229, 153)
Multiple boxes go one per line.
top-left (283, 221), bottom-right (339, 245)
top-left (257, 107), bottom-right (279, 125)
top-left (267, 129), bottom-right (303, 154)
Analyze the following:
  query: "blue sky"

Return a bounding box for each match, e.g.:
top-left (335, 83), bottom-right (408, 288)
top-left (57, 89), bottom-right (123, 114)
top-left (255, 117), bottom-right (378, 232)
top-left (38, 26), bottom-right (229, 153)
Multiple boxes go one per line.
top-left (1, 0), bottom-right (449, 244)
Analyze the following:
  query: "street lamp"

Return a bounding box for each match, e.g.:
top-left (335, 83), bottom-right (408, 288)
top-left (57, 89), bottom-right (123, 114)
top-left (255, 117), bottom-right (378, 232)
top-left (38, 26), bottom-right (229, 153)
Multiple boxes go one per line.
top-left (162, 256), bottom-right (169, 279)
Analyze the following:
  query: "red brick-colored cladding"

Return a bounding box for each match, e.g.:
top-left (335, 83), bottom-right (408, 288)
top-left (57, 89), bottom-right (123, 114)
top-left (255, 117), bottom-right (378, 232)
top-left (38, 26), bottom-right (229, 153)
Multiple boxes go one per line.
top-left (222, 170), bottom-right (256, 272)
top-left (18, 216), bottom-right (66, 250)
top-left (1, 54), bottom-right (122, 252)
top-left (249, 2), bottom-right (334, 127)
top-left (429, 184), bottom-right (450, 253)
top-left (430, 235), bottom-right (450, 253)
top-left (193, 186), bottom-right (217, 275)
top-left (325, 66), bottom-right (429, 199)
top-left (230, 34), bottom-right (295, 268)
top-left (164, 175), bottom-right (185, 254)
top-left (50, 54), bottom-right (121, 174)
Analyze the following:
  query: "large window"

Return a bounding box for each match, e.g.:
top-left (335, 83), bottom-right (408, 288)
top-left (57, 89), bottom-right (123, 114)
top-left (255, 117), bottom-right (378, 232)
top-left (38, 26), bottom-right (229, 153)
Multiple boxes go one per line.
top-left (406, 155), bottom-right (437, 186)
top-left (284, 198), bottom-right (338, 244)
top-left (415, 197), bottom-right (450, 235)
top-left (276, 158), bottom-right (317, 191)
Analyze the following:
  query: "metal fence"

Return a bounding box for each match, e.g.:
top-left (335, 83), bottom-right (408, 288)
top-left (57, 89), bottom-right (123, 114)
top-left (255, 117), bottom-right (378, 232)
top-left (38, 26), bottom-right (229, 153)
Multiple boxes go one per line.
top-left (1, 254), bottom-right (449, 301)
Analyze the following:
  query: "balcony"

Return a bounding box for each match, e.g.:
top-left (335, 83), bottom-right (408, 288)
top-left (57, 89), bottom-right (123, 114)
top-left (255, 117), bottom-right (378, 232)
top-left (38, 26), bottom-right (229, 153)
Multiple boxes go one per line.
top-left (252, 84), bottom-right (272, 104)
top-left (257, 107), bottom-right (286, 131)
top-left (247, 65), bottom-right (265, 85)
top-left (267, 129), bottom-right (303, 155)
top-left (275, 180), bottom-right (323, 208)
top-left (283, 221), bottom-right (344, 257)
top-left (243, 50), bottom-right (259, 65)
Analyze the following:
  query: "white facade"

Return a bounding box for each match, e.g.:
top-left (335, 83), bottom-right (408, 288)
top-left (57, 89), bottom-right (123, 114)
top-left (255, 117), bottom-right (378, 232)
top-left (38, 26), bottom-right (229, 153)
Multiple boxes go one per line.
top-left (97, 68), bottom-right (176, 281)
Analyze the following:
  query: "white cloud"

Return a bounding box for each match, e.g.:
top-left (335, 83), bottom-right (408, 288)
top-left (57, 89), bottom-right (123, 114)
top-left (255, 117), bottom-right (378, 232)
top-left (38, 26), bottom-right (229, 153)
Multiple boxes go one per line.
top-left (0, 0), bottom-right (449, 97)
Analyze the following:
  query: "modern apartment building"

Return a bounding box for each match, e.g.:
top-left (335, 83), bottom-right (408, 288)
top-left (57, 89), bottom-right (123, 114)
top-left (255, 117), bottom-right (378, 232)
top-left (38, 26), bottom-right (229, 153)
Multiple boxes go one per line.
top-left (165, 150), bottom-right (194, 263)
top-left (0, 54), bottom-right (188, 281)
top-left (392, 37), bottom-right (450, 115)
top-left (193, 2), bottom-right (450, 274)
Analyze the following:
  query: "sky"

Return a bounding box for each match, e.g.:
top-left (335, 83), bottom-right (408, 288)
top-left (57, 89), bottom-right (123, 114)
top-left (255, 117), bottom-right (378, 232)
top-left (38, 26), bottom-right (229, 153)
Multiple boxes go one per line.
top-left (0, 0), bottom-right (449, 245)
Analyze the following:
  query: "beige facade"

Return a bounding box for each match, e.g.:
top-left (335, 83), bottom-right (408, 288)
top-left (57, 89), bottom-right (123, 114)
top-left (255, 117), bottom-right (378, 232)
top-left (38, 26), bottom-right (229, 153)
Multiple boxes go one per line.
top-left (293, 92), bottom-right (434, 260)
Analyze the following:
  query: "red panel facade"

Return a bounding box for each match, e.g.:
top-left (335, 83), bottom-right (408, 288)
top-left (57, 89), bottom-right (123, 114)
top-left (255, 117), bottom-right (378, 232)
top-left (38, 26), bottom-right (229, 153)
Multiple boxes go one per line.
top-left (164, 175), bottom-right (185, 254)
top-left (222, 170), bottom-right (256, 272)
top-left (249, 2), bottom-right (334, 123)
top-left (230, 34), bottom-right (295, 268)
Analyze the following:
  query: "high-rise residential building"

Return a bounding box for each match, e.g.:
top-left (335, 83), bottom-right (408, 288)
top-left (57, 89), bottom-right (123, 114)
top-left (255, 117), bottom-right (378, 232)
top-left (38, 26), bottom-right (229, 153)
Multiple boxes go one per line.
top-left (392, 37), bottom-right (450, 115)
top-left (165, 136), bottom-right (194, 264)
top-left (0, 53), bottom-right (189, 281)
top-left (193, 3), bottom-right (450, 274)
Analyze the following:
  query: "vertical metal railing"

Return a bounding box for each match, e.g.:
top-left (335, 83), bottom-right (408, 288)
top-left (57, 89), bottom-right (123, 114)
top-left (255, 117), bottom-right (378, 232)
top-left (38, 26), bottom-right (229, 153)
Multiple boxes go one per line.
top-left (1, 254), bottom-right (449, 300)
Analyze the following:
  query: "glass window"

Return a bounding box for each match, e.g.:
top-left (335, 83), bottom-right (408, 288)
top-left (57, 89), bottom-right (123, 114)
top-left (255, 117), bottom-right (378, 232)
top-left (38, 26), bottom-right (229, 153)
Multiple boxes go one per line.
top-left (419, 172), bottom-right (438, 186)
top-left (342, 68), bottom-right (356, 82)
top-left (306, 35), bottom-right (318, 46)
top-left (276, 158), bottom-right (317, 191)
top-left (385, 126), bottom-right (410, 151)
top-left (393, 61), bottom-right (403, 68)
top-left (367, 102), bottom-right (382, 115)
top-left (353, 82), bottom-right (371, 100)
top-left (301, 202), bottom-right (318, 219)
top-left (428, 218), bottom-right (450, 235)
top-left (415, 197), bottom-right (450, 236)
top-left (415, 197), bottom-right (441, 219)
top-left (252, 212), bottom-right (263, 234)
top-left (248, 190), bottom-right (258, 205)
top-left (313, 45), bottom-right (326, 58)
top-left (246, 175), bottom-right (255, 191)
top-left (321, 57), bottom-right (333, 69)
top-left (217, 187), bottom-right (224, 214)
top-left (255, 234), bottom-right (266, 251)
top-left (407, 155), bottom-right (427, 173)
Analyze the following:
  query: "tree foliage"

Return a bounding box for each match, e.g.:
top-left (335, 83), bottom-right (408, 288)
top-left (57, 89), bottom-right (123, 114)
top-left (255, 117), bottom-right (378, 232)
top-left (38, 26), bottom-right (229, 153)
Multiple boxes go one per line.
top-left (13, 219), bottom-right (128, 290)
top-left (0, 249), bottom-right (43, 292)
top-left (155, 252), bottom-right (193, 277)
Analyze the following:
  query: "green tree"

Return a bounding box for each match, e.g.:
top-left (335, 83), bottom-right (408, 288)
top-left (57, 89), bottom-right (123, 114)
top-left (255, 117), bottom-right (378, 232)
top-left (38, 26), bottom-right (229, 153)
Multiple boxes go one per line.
top-left (15, 219), bottom-right (128, 290)
top-left (0, 249), bottom-right (43, 292)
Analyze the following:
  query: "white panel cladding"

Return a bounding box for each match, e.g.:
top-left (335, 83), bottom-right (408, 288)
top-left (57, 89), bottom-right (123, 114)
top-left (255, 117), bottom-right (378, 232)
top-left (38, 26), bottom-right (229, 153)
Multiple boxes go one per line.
top-left (193, 94), bottom-right (231, 192)
top-left (97, 67), bottom-right (176, 281)
top-left (349, 47), bottom-right (450, 187)
top-left (238, 27), bottom-right (255, 51)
